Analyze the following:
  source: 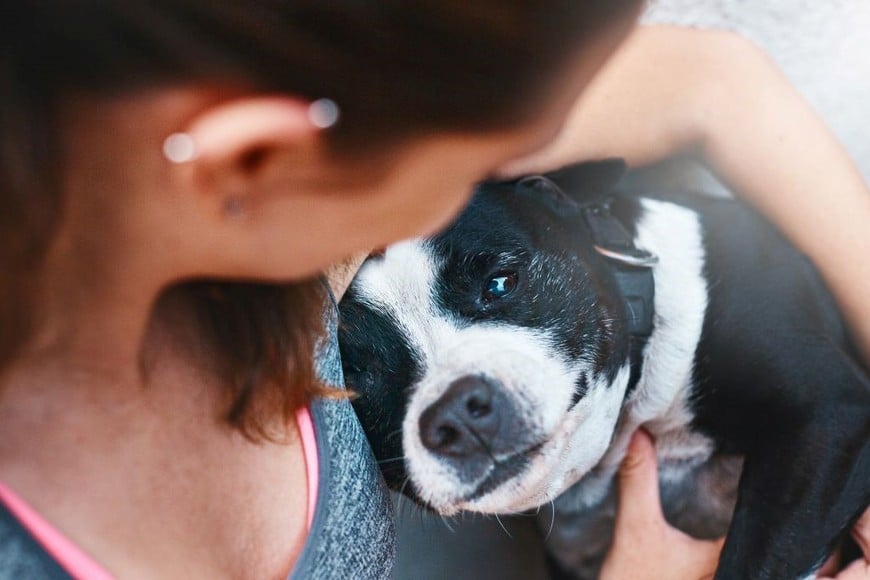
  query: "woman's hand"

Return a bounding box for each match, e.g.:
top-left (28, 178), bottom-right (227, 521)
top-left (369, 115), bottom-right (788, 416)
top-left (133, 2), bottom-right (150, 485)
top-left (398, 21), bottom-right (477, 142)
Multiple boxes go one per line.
top-left (818, 511), bottom-right (870, 579)
top-left (601, 430), bottom-right (724, 580)
top-left (606, 431), bottom-right (870, 579)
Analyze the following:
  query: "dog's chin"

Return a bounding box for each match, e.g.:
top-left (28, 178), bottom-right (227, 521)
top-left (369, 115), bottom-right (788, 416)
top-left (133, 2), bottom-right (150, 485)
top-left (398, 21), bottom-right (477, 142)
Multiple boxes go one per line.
top-left (424, 466), bottom-right (574, 516)
top-left (418, 440), bottom-right (591, 516)
top-left (422, 480), bottom-right (553, 516)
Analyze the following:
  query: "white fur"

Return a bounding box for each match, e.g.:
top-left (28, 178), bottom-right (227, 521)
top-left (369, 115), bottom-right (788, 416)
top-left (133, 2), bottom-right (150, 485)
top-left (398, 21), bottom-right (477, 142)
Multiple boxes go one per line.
top-left (629, 201), bottom-right (712, 459)
top-left (575, 199), bottom-right (713, 508)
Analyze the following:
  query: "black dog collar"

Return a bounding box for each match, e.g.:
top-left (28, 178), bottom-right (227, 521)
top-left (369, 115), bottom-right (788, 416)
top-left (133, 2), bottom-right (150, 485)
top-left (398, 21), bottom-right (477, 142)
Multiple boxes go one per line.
top-left (582, 201), bottom-right (657, 339)
top-left (582, 198), bottom-right (657, 394)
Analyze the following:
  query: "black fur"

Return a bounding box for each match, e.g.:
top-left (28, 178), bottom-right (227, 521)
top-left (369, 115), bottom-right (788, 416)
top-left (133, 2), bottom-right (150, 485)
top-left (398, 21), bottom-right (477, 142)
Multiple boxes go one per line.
top-left (339, 160), bottom-right (870, 579)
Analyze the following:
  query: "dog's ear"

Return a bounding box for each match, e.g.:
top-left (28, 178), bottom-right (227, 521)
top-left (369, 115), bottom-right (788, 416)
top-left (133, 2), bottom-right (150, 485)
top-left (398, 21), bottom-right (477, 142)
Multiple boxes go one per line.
top-left (542, 159), bottom-right (628, 204)
top-left (515, 174), bottom-right (576, 213)
top-left (506, 158), bottom-right (628, 216)
top-left (513, 159), bottom-right (628, 214)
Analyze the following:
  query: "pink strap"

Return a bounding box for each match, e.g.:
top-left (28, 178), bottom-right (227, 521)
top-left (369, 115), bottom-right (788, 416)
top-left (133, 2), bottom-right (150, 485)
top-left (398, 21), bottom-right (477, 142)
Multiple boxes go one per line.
top-left (296, 406), bottom-right (319, 529)
top-left (0, 481), bottom-right (114, 580)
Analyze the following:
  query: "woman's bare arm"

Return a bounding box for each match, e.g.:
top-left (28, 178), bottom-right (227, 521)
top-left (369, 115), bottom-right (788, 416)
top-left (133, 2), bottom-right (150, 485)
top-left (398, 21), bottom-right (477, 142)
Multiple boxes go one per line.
top-left (503, 25), bottom-right (870, 362)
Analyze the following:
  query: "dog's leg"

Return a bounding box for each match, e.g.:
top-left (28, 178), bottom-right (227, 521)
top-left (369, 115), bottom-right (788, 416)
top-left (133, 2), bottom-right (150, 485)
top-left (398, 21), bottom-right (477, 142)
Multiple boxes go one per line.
top-left (715, 361), bottom-right (870, 580)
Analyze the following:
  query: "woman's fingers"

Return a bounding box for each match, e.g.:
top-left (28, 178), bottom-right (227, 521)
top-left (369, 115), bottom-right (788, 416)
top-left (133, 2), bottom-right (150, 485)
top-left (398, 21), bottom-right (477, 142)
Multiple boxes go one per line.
top-left (615, 429), bottom-right (665, 529)
top-left (828, 509), bottom-right (870, 579)
top-left (853, 509), bottom-right (870, 560)
top-left (817, 549), bottom-right (843, 578)
top-left (602, 429), bottom-right (726, 580)
top-left (825, 558), bottom-right (870, 580)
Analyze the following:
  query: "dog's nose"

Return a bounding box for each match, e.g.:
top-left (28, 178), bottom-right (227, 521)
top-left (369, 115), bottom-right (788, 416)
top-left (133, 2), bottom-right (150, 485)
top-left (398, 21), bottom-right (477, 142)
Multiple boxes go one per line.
top-left (419, 375), bottom-right (502, 458)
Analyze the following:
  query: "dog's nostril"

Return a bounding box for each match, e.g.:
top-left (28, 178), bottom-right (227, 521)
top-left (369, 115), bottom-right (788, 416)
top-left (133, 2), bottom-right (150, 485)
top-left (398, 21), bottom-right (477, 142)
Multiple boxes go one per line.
top-left (435, 425), bottom-right (460, 448)
top-left (466, 396), bottom-right (491, 419)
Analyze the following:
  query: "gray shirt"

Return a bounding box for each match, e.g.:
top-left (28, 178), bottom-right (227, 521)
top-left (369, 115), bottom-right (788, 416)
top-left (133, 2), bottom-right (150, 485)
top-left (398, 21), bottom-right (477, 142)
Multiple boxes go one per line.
top-left (290, 288), bottom-right (396, 579)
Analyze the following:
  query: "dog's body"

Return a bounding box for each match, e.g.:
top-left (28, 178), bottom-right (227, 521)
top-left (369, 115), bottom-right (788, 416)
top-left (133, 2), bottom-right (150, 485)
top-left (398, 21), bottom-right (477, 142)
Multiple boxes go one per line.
top-left (338, 161), bottom-right (870, 579)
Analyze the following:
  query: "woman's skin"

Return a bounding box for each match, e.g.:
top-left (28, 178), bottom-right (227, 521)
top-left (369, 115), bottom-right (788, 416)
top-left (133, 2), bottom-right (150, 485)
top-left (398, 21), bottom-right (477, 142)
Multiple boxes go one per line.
top-left (602, 432), bottom-right (725, 580)
top-left (609, 431), bottom-right (870, 580)
top-left (0, 12), bottom-right (637, 578)
top-left (502, 25), bottom-right (870, 364)
top-left (501, 26), bottom-right (870, 579)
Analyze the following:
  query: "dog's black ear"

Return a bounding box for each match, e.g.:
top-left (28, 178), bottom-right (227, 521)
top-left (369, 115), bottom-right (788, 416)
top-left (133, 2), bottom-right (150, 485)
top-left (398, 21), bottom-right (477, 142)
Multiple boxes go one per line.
top-left (541, 158), bottom-right (628, 205)
top-left (515, 174), bottom-right (576, 213)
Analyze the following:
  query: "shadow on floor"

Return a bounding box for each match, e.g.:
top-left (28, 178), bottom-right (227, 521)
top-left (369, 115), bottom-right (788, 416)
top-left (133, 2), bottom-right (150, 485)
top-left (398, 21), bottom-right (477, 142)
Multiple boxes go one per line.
top-left (391, 494), bottom-right (550, 580)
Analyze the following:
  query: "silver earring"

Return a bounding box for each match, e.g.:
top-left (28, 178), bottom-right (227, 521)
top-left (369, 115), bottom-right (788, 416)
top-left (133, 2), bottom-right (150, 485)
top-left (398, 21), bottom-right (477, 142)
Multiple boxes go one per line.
top-left (307, 98), bottom-right (341, 129)
top-left (163, 133), bottom-right (198, 164)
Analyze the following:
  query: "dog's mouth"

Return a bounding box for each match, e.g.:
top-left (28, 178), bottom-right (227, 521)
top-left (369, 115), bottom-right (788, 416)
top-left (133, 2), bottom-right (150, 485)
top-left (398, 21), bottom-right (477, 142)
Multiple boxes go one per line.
top-left (462, 442), bottom-right (545, 504)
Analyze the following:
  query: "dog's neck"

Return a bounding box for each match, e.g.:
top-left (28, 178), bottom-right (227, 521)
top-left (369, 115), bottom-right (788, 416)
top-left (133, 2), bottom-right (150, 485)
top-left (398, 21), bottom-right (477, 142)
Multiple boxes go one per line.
top-left (581, 198), bottom-right (658, 396)
top-left (564, 198), bottom-right (714, 510)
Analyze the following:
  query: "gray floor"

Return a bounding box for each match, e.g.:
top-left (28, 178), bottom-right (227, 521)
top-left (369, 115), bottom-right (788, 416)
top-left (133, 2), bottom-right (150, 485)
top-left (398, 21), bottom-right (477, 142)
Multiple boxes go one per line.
top-left (391, 495), bottom-right (549, 580)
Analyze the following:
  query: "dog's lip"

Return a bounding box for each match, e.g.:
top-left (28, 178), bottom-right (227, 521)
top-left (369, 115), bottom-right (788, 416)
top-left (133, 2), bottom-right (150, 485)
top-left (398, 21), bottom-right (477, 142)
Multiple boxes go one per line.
top-left (462, 441), bottom-right (546, 504)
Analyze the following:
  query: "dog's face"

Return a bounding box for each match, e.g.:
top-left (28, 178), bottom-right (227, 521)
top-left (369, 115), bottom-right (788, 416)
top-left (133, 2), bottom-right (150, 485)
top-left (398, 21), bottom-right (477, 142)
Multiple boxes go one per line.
top-left (339, 161), bottom-right (634, 514)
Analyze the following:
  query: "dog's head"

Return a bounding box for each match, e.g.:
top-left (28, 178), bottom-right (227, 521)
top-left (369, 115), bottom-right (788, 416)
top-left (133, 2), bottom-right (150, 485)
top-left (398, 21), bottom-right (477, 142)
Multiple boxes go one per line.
top-left (339, 160), bottom-right (635, 514)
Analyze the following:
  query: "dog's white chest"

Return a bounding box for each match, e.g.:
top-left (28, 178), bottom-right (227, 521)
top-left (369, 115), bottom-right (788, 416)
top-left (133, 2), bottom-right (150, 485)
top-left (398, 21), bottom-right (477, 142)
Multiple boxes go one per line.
top-left (567, 199), bottom-right (715, 508)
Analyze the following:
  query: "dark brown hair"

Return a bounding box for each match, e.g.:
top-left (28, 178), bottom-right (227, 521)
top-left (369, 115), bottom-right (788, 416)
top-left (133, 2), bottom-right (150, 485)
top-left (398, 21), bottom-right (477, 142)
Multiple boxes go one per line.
top-left (0, 0), bottom-right (639, 438)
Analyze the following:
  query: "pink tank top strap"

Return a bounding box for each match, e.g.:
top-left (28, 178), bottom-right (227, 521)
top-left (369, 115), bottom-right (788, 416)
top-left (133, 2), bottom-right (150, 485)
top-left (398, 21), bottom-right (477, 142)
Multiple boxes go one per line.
top-left (0, 481), bottom-right (113, 579)
top-left (296, 405), bottom-right (319, 529)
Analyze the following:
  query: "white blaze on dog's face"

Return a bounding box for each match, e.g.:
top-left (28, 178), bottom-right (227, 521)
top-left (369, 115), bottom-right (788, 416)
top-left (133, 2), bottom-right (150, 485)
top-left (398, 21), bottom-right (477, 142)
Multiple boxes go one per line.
top-left (339, 167), bottom-right (636, 515)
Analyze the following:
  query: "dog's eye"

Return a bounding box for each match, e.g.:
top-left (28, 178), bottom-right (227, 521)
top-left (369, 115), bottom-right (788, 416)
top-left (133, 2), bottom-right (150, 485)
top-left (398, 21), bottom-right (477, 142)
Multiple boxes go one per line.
top-left (483, 272), bottom-right (518, 302)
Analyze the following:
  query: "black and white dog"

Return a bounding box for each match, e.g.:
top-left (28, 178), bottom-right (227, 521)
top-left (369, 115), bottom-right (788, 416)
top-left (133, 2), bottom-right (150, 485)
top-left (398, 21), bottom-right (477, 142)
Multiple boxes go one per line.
top-left (338, 160), bottom-right (870, 579)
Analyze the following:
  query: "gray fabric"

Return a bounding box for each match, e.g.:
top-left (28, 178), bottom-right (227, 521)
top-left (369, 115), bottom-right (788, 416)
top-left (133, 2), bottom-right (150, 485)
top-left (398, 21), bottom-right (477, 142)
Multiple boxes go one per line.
top-left (643, 0), bottom-right (870, 183)
top-left (0, 503), bottom-right (71, 579)
top-left (290, 287), bottom-right (396, 580)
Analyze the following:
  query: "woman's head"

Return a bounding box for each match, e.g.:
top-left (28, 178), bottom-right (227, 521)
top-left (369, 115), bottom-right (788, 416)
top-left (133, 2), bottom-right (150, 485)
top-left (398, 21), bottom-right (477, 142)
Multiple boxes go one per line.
top-left (0, 0), bottom-right (641, 437)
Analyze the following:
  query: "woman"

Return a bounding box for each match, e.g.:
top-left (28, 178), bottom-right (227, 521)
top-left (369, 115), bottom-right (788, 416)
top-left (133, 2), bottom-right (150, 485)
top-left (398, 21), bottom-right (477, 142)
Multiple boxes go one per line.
top-left (0, 1), bottom-right (642, 577)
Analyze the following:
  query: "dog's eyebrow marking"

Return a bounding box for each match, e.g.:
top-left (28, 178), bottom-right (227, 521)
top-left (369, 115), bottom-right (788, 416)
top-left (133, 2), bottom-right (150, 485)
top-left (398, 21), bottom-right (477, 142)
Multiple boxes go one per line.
top-left (353, 239), bottom-right (457, 363)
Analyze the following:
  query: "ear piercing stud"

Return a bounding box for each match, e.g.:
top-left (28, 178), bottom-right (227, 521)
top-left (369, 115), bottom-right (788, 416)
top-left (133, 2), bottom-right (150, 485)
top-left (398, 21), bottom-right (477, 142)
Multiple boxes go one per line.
top-left (307, 98), bottom-right (341, 129)
top-left (163, 132), bottom-right (198, 164)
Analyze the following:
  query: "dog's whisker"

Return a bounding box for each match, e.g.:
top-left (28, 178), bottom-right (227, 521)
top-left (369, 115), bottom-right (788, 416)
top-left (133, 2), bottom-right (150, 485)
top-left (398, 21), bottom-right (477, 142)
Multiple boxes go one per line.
top-left (545, 500), bottom-right (556, 541)
top-left (396, 477), bottom-right (413, 522)
top-left (494, 514), bottom-right (513, 539)
top-left (377, 456), bottom-right (407, 465)
top-left (439, 514), bottom-right (456, 534)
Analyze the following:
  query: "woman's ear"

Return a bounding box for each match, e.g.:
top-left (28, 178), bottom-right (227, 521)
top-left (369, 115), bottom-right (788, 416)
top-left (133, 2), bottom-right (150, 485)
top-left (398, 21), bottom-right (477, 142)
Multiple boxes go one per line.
top-left (166, 96), bottom-right (337, 217)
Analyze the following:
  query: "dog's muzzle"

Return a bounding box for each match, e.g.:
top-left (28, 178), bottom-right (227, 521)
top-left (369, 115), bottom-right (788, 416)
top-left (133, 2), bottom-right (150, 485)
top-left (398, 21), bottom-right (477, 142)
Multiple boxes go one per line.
top-left (417, 375), bottom-right (536, 486)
